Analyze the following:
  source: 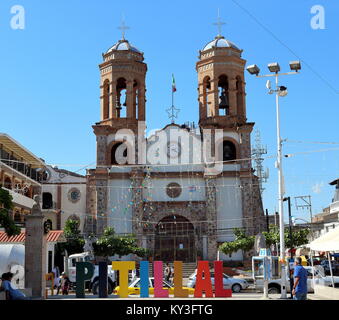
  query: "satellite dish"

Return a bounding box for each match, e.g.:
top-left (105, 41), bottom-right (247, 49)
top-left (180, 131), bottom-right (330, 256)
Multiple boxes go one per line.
top-left (266, 80), bottom-right (271, 90)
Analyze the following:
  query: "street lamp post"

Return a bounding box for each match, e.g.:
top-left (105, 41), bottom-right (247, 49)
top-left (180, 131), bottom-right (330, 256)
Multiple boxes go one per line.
top-left (247, 61), bottom-right (301, 299)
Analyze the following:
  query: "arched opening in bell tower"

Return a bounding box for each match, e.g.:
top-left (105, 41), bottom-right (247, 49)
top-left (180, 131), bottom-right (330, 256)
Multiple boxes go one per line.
top-left (111, 142), bottom-right (128, 165)
top-left (218, 75), bottom-right (229, 116)
top-left (133, 79), bottom-right (139, 119)
top-left (222, 140), bottom-right (237, 161)
top-left (203, 76), bottom-right (211, 117)
top-left (116, 77), bottom-right (127, 118)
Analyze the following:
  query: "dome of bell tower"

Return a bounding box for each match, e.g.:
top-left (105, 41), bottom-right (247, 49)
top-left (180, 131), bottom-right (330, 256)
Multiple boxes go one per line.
top-left (202, 35), bottom-right (240, 52)
top-left (106, 39), bottom-right (141, 54)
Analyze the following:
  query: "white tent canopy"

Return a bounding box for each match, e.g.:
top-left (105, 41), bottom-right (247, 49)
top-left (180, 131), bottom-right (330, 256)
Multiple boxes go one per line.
top-left (309, 227), bottom-right (339, 252)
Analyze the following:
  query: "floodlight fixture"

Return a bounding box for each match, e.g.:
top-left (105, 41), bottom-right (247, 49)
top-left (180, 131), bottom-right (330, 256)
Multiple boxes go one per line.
top-left (289, 60), bottom-right (301, 72)
top-left (246, 64), bottom-right (260, 76)
top-left (278, 86), bottom-right (288, 97)
top-left (268, 62), bottom-right (281, 73)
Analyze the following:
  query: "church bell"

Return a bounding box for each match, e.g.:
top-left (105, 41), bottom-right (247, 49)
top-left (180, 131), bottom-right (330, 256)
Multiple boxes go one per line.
top-left (219, 91), bottom-right (229, 109)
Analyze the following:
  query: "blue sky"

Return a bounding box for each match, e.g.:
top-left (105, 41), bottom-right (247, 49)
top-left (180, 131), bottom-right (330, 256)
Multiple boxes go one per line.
top-left (0, 0), bottom-right (338, 223)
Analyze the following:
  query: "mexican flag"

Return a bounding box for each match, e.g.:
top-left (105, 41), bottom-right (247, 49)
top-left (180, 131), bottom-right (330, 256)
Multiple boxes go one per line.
top-left (172, 74), bottom-right (177, 92)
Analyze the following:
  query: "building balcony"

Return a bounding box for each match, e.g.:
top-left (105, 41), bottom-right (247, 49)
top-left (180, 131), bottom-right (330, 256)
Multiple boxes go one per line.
top-left (330, 201), bottom-right (339, 214)
top-left (2, 187), bottom-right (35, 210)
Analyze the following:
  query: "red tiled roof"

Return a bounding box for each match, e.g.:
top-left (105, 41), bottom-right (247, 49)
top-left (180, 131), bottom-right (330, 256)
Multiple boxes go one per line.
top-left (0, 230), bottom-right (65, 243)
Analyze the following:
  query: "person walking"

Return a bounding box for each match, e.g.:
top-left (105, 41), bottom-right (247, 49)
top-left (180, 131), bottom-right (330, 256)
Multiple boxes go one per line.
top-left (60, 272), bottom-right (70, 295)
top-left (292, 256), bottom-right (308, 300)
top-left (164, 263), bottom-right (172, 282)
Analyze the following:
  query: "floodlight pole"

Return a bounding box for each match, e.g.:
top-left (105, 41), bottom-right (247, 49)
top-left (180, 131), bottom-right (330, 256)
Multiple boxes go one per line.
top-left (255, 69), bottom-right (299, 299)
top-left (275, 72), bottom-right (288, 299)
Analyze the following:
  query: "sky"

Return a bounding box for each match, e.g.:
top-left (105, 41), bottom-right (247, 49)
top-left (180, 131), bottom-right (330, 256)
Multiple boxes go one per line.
top-left (0, 0), bottom-right (338, 223)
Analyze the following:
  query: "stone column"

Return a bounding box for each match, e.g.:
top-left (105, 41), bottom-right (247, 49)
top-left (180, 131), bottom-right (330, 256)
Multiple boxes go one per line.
top-left (205, 176), bottom-right (218, 261)
top-left (24, 195), bottom-right (47, 299)
top-left (110, 80), bottom-right (117, 119)
top-left (211, 78), bottom-right (219, 117)
top-left (138, 85), bottom-right (146, 121)
top-left (96, 135), bottom-right (107, 167)
top-left (96, 174), bottom-right (108, 236)
top-left (228, 77), bottom-right (237, 116)
top-left (126, 79), bottom-right (134, 118)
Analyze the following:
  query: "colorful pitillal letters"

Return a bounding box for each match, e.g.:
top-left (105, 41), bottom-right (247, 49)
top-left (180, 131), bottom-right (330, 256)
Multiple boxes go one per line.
top-left (75, 260), bottom-right (232, 298)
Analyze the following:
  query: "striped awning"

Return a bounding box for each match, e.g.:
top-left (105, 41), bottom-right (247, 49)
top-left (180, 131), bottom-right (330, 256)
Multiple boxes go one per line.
top-left (0, 230), bottom-right (66, 244)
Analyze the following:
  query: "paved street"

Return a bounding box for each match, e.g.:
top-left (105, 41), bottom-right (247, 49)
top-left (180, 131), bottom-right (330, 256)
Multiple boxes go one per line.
top-left (47, 292), bottom-right (319, 300)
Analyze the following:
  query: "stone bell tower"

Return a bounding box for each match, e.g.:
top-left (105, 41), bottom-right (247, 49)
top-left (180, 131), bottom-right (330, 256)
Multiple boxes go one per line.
top-left (196, 34), bottom-right (247, 129)
top-left (94, 34), bottom-right (147, 167)
top-left (85, 29), bottom-right (147, 236)
top-left (196, 24), bottom-right (265, 239)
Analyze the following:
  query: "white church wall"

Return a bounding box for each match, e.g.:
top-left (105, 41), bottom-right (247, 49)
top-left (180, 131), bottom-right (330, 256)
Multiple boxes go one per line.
top-left (108, 179), bottom-right (133, 234)
top-left (144, 178), bottom-right (206, 202)
top-left (216, 176), bottom-right (243, 261)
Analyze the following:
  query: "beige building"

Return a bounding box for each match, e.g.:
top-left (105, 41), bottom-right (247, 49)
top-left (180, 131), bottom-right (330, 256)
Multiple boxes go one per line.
top-left (85, 30), bottom-right (265, 262)
top-left (0, 133), bottom-right (45, 223)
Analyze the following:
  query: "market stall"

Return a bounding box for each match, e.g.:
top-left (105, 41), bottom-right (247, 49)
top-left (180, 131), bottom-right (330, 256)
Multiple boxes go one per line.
top-left (309, 227), bottom-right (339, 299)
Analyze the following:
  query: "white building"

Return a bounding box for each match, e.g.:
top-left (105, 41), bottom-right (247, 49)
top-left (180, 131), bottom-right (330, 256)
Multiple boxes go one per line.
top-left (41, 165), bottom-right (87, 231)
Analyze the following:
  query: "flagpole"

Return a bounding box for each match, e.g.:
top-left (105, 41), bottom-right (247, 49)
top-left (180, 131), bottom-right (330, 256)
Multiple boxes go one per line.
top-left (172, 74), bottom-right (174, 123)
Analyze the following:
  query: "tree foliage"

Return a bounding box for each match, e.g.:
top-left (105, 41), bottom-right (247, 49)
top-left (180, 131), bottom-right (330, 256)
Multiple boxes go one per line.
top-left (58, 218), bottom-right (85, 255)
top-left (93, 227), bottom-right (149, 258)
top-left (219, 226), bottom-right (310, 257)
top-left (219, 228), bottom-right (255, 257)
top-left (0, 187), bottom-right (20, 236)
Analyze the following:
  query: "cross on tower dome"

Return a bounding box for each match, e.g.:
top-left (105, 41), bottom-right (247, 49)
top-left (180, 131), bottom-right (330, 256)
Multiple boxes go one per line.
top-left (213, 8), bottom-right (226, 37)
top-left (118, 15), bottom-right (130, 40)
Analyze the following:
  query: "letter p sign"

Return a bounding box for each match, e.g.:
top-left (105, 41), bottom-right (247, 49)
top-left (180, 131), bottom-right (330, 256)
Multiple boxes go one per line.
top-left (76, 262), bottom-right (94, 298)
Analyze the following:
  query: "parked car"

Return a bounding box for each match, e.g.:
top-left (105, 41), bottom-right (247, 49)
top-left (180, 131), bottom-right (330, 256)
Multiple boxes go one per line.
top-left (320, 260), bottom-right (339, 274)
top-left (255, 266), bottom-right (339, 294)
top-left (186, 272), bottom-right (249, 293)
top-left (113, 277), bottom-right (195, 296)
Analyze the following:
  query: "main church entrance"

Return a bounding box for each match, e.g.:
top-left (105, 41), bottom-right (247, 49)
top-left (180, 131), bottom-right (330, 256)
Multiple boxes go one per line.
top-left (154, 215), bottom-right (195, 262)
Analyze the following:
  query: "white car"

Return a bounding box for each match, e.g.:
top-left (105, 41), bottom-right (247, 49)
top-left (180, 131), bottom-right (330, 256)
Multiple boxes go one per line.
top-left (187, 272), bottom-right (249, 293)
top-left (255, 266), bottom-right (339, 294)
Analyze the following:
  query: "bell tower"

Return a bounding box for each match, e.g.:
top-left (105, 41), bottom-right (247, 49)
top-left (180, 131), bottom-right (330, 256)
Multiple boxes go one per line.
top-left (98, 38), bottom-right (147, 127)
top-left (196, 33), bottom-right (246, 129)
top-left (93, 33), bottom-right (147, 167)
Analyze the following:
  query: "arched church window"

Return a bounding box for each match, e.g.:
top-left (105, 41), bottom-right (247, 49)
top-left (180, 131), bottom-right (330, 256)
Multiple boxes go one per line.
top-left (42, 192), bottom-right (53, 209)
top-left (222, 140), bottom-right (236, 161)
top-left (111, 142), bottom-right (128, 165)
top-left (203, 76), bottom-right (211, 116)
top-left (116, 78), bottom-right (127, 118)
top-left (218, 75), bottom-right (229, 116)
top-left (103, 80), bottom-right (110, 119)
top-left (236, 76), bottom-right (243, 116)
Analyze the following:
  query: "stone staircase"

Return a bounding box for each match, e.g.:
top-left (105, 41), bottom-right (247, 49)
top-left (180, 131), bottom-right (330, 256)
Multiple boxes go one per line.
top-left (148, 262), bottom-right (197, 278)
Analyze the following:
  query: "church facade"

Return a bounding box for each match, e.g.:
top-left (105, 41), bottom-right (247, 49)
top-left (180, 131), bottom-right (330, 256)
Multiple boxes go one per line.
top-left (85, 30), bottom-right (265, 262)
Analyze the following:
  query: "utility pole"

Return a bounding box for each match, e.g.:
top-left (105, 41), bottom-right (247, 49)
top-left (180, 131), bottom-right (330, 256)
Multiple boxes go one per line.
top-left (294, 195), bottom-right (314, 239)
top-left (265, 209), bottom-right (269, 232)
top-left (294, 195), bottom-right (313, 222)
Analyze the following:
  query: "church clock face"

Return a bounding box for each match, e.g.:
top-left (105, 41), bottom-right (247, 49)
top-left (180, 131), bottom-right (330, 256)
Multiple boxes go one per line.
top-left (167, 142), bottom-right (181, 159)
